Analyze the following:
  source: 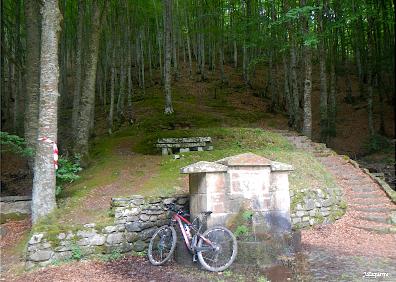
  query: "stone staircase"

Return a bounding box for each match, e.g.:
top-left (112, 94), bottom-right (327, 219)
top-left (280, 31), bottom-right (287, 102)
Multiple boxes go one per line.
top-left (273, 130), bottom-right (396, 235)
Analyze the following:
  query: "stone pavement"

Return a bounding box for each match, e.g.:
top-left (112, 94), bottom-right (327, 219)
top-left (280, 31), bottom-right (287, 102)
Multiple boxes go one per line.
top-left (274, 130), bottom-right (396, 281)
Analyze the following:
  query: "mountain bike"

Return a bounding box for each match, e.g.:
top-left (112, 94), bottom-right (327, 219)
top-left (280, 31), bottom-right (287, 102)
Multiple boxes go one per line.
top-left (148, 203), bottom-right (237, 272)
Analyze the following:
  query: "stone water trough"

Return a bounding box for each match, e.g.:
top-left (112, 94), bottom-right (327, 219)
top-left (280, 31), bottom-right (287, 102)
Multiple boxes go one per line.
top-left (180, 153), bottom-right (299, 267)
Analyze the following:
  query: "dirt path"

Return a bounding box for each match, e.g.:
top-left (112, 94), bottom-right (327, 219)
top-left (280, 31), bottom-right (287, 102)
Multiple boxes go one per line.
top-left (277, 130), bottom-right (396, 281)
top-left (5, 256), bottom-right (208, 282)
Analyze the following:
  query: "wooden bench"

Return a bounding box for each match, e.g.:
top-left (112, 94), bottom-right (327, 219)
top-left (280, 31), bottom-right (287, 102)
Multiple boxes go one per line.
top-left (156, 137), bottom-right (213, 155)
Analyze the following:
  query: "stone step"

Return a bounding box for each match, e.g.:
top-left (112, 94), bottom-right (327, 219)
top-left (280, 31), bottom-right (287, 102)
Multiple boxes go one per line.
top-left (352, 206), bottom-right (394, 213)
top-left (353, 193), bottom-right (384, 199)
top-left (347, 181), bottom-right (375, 187)
top-left (358, 215), bottom-right (390, 224)
top-left (350, 187), bottom-right (377, 193)
top-left (353, 225), bottom-right (396, 234)
top-left (350, 200), bottom-right (390, 206)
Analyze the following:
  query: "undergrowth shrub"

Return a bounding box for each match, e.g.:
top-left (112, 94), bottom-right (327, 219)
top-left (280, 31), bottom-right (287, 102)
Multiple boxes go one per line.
top-left (56, 155), bottom-right (82, 197)
top-left (0, 131), bottom-right (33, 157)
top-left (363, 134), bottom-right (391, 154)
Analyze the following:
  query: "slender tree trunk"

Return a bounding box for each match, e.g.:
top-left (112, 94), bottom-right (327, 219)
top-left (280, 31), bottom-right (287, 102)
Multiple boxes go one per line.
top-left (219, 45), bottom-right (226, 83)
top-left (186, 26), bottom-right (192, 77)
top-left (319, 47), bottom-right (328, 142)
top-left (148, 31), bottom-right (153, 84)
top-left (172, 4), bottom-right (179, 80)
top-left (233, 41), bottom-right (237, 68)
top-left (126, 29), bottom-right (134, 123)
top-left (72, 0), bottom-right (84, 135)
top-left (367, 19), bottom-right (375, 136)
top-left (116, 62), bottom-right (125, 115)
top-left (139, 30), bottom-right (145, 94)
top-left (32, 0), bottom-right (61, 224)
top-left (302, 48), bottom-right (312, 138)
top-left (328, 61), bottom-right (337, 137)
top-left (283, 55), bottom-right (291, 120)
top-left (344, 62), bottom-right (353, 104)
top-left (290, 45), bottom-right (299, 129)
top-left (74, 1), bottom-right (102, 158)
top-left (108, 47), bottom-right (115, 135)
top-left (24, 0), bottom-right (41, 160)
top-left (164, 0), bottom-right (174, 114)
top-left (268, 52), bottom-right (277, 112)
top-left (153, 0), bottom-right (163, 82)
top-left (200, 34), bottom-right (206, 80)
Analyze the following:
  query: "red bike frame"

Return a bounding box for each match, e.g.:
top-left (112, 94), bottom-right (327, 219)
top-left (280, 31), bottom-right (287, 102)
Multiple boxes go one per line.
top-left (172, 212), bottom-right (193, 250)
top-left (171, 212), bottom-right (213, 252)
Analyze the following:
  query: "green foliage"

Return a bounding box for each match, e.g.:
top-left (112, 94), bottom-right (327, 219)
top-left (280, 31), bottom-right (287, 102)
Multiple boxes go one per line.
top-left (234, 225), bottom-right (249, 239)
top-left (363, 134), bottom-right (391, 154)
top-left (71, 244), bottom-right (83, 260)
top-left (257, 276), bottom-right (270, 282)
top-left (242, 210), bottom-right (253, 222)
top-left (101, 249), bottom-right (122, 262)
top-left (56, 155), bottom-right (82, 197)
top-left (56, 155), bottom-right (82, 183)
top-left (303, 33), bottom-right (319, 48)
top-left (0, 131), bottom-right (33, 157)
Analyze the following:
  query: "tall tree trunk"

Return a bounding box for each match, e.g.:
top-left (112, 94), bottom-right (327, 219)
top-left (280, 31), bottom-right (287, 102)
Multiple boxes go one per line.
top-left (290, 45), bottom-right (299, 130)
top-left (233, 41), bottom-right (237, 68)
top-left (108, 47), bottom-right (115, 135)
top-left (139, 30), bottom-right (145, 94)
top-left (186, 25), bottom-right (192, 77)
top-left (328, 61), bottom-right (337, 137)
top-left (126, 29), bottom-right (134, 124)
top-left (72, 0), bottom-right (84, 136)
top-left (32, 0), bottom-right (61, 224)
top-left (219, 45), bottom-right (226, 83)
top-left (200, 34), bottom-right (206, 80)
top-left (367, 18), bottom-right (375, 137)
top-left (116, 62), bottom-right (125, 115)
top-left (268, 52), bottom-right (277, 112)
top-left (24, 0), bottom-right (41, 161)
top-left (172, 3), bottom-right (179, 80)
top-left (163, 0), bottom-right (174, 114)
top-left (153, 0), bottom-right (163, 83)
top-left (74, 1), bottom-right (102, 158)
top-left (319, 47), bottom-right (328, 142)
top-left (283, 55), bottom-right (291, 120)
top-left (302, 48), bottom-right (312, 138)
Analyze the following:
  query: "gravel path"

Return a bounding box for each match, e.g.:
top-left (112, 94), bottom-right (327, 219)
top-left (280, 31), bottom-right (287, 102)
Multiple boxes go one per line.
top-left (278, 130), bottom-right (396, 281)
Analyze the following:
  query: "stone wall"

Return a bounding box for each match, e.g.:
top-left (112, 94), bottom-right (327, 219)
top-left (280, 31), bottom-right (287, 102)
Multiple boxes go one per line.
top-left (25, 188), bottom-right (345, 268)
top-left (26, 195), bottom-right (188, 269)
top-left (0, 196), bottom-right (31, 223)
top-left (290, 187), bottom-right (346, 229)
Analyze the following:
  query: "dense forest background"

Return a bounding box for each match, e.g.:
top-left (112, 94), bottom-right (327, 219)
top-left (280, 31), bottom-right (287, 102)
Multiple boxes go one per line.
top-left (1, 0), bottom-right (395, 218)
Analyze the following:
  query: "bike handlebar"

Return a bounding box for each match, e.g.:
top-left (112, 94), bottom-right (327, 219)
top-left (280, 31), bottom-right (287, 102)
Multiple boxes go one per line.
top-left (165, 203), bottom-right (188, 216)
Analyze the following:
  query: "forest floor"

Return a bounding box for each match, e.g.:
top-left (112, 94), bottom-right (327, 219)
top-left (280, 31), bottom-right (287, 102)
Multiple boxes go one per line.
top-left (1, 64), bottom-right (395, 280)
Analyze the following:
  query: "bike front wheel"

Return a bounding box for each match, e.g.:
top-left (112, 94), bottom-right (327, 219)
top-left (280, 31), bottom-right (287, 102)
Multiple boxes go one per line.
top-left (197, 226), bottom-right (238, 272)
top-left (148, 225), bottom-right (177, 265)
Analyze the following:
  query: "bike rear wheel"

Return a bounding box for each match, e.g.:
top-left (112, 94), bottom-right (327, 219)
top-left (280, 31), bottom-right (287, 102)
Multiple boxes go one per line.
top-left (148, 225), bottom-right (177, 265)
top-left (197, 226), bottom-right (237, 272)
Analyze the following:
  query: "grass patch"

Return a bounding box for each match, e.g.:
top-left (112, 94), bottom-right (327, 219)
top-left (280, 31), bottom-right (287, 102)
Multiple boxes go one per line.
top-left (131, 127), bottom-right (336, 196)
top-left (0, 213), bottom-right (29, 224)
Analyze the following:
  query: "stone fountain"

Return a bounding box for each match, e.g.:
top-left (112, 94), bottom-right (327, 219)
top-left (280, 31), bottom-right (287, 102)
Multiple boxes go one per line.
top-left (180, 152), bottom-right (299, 267)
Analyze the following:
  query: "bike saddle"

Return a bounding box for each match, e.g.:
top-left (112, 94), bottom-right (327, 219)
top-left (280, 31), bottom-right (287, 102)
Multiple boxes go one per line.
top-left (202, 211), bottom-right (212, 216)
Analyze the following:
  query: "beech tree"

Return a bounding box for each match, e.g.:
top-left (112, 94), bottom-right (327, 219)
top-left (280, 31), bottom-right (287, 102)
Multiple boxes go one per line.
top-left (31, 0), bottom-right (61, 223)
top-left (163, 0), bottom-right (174, 114)
top-left (0, 0), bottom-right (394, 180)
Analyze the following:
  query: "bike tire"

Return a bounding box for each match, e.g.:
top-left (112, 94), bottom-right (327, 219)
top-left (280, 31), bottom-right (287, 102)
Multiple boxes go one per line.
top-left (148, 225), bottom-right (177, 266)
top-left (197, 226), bottom-right (238, 272)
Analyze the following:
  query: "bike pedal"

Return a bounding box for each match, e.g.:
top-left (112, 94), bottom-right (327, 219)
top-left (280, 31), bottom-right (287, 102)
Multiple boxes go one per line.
top-left (192, 254), bottom-right (197, 262)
